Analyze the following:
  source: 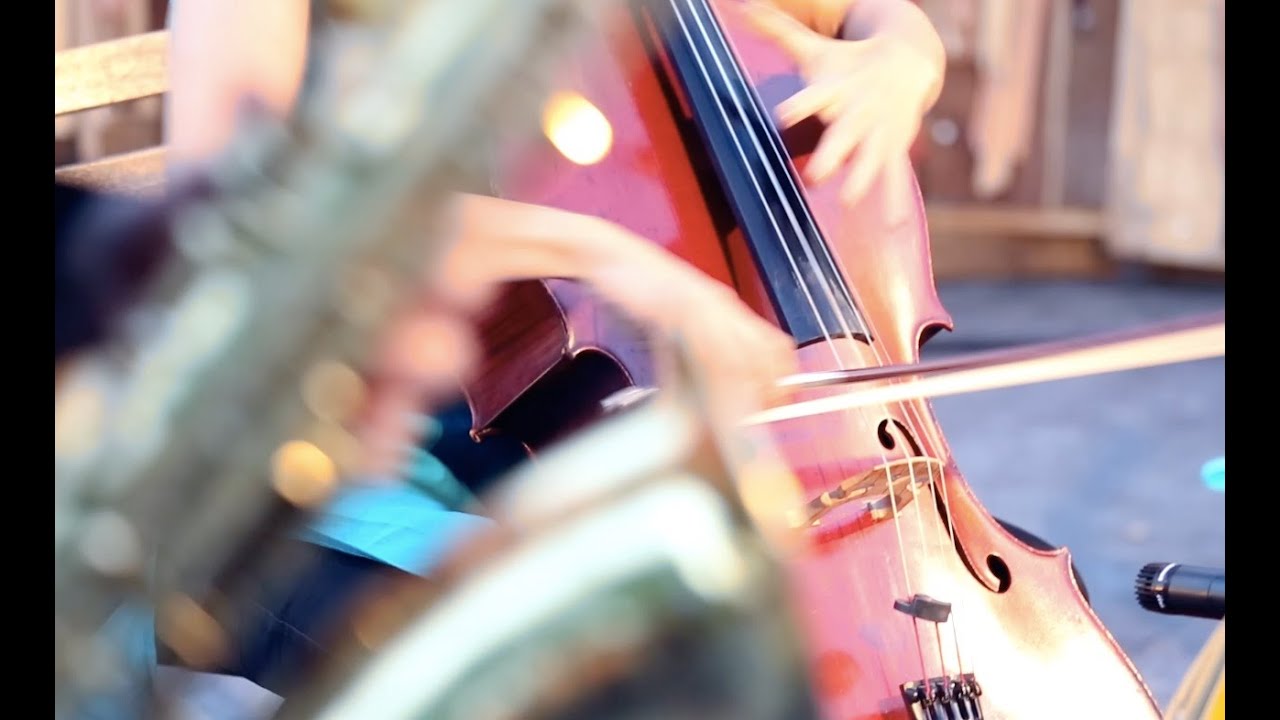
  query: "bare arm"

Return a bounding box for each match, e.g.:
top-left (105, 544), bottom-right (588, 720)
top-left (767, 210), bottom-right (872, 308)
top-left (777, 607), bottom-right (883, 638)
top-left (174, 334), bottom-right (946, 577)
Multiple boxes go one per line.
top-left (161, 1), bottom-right (795, 440)
top-left (164, 0), bottom-right (311, 166)
top-left (162, 1), bottom-right (648, 284)
top-left (162, 2), bottom-right (756, 312)
top-left (447, 195), bottom-right (723, 325)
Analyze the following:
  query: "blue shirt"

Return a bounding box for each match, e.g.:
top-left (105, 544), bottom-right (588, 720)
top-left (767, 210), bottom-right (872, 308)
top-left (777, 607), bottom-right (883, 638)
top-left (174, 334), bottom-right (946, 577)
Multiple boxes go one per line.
top-left (83, 446), bottom-right (491, 720)
top-left (294, 446), bottom-right (494, 575)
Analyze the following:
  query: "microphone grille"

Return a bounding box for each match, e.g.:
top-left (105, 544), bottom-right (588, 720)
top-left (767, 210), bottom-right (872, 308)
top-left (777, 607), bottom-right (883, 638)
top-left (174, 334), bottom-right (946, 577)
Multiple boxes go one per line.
top-left (1134, 562), bottom-right (1171, 612)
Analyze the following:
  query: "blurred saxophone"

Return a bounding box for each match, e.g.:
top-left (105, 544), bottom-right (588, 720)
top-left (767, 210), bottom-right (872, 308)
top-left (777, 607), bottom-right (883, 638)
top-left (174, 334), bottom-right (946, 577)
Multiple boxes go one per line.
top-left (54, 0), bottom-right (610, 713)
top-left (274, 342), bottom-right (821, 720)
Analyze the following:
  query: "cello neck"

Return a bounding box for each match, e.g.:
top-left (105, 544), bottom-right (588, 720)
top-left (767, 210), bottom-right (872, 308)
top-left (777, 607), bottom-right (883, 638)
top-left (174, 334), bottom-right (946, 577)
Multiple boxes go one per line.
top-left (641, 0), bottom-right (864, 345)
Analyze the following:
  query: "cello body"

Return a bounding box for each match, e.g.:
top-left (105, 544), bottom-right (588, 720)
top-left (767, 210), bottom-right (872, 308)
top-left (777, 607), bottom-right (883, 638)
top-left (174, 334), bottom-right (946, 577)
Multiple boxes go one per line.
top-left (463, 1), bottom-right (1163, 717)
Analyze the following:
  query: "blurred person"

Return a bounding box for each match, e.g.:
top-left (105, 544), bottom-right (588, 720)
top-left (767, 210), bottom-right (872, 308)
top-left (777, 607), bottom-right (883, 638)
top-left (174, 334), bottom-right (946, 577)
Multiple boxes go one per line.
top-left (138, 0), bottom-right (947, 706)
top-left (54, 174), bottom-right (494, 720)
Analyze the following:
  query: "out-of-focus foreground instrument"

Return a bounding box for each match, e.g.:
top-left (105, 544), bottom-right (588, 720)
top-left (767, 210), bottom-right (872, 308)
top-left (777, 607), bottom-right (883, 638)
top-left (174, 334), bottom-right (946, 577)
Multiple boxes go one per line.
top-left (54, 0), bottom-right (612, 714)
top-left (274, 344), bottom-right (822, 720)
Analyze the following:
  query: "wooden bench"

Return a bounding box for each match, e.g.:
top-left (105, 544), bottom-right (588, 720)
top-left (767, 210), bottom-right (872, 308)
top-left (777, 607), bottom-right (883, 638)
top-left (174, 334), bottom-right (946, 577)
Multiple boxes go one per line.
top-left (55, 29), bottom-right (169, 196)
top-left (925, 203), bottom-right (1114, 280)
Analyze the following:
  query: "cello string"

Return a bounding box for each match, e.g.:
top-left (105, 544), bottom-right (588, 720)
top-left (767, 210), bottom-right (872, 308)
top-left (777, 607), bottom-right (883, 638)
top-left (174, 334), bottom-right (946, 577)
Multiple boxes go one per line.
top-left (673, 0), bottom-right (905, 577)
top-left (680, 0), bottom-right (957, 690)
top-left (690, 0), bottom-right (949, 670)
top-left (661, 2), bottom-right (905, 642)
top-left (675, 0), bottom-right (941, 687)
top-left (657, 9), bottom-right (950, 696)
top-left (673, 0), bottom-right (851, 361)
top-left (694, 0), bottom-right (971, 684)
top-left (698, 7), bottom-right (972, 680)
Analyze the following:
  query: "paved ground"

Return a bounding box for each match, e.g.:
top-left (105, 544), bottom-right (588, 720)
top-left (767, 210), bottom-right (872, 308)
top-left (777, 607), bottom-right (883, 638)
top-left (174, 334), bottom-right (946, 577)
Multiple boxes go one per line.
top-left (922, 276), bottom-right (1225, 706)
top-left (159, 276), bottom-right (1226, 717)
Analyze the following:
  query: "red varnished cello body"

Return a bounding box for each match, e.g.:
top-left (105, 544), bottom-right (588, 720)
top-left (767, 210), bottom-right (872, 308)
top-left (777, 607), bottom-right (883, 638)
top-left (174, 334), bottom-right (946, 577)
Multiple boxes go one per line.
top-left (462, 1), bottom-right (1164, 717)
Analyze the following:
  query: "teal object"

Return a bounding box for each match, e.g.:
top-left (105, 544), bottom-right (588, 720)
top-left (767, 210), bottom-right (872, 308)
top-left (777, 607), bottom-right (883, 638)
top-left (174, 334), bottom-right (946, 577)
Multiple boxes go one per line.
top-left (296, 414), bottom-right (491, 575)
top-left (1201, 456), bottom-right (1224, 491)
top-left (108, 419), bottom-right (491, 713)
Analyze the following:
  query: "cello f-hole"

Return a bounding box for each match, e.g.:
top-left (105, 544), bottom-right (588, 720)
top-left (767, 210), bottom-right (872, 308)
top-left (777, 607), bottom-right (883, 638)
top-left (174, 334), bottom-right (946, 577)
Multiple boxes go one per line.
top-left (986, 554), bottom-right (1012, 593)
top-left (877, 418), bottom-right (924, 456)
top-left (931, 488), bottom-right (1008, 594)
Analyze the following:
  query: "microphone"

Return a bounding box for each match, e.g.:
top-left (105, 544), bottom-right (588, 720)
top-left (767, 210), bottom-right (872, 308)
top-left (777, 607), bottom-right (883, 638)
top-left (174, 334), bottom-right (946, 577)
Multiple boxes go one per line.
top-left (1134, 562), bottom-right (1225, 620)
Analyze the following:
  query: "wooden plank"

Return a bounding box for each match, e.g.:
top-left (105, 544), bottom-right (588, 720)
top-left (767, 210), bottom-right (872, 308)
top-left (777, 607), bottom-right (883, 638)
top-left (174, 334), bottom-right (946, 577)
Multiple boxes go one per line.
top-left (926, 204), bottom-right (1104, 238)
top-left (1064, 0), bottom-right (1120, 208)
top-left (1104, 0), bottom-right (1224, 270)
top-left (925, 204), bottom-right (1111, 280)
top-left (55, 30), bottom-right (169, 116)
top-left (55, 146), bottom-right (167, 196)
top-left (929, 229), bottom-right (1112, 280)
top-left (55, 0), bottom-right (75, 138)
top-left (929, 230), bottom-right (1111, 280)
top-left (1039, 0), bottom-right (1072, 206)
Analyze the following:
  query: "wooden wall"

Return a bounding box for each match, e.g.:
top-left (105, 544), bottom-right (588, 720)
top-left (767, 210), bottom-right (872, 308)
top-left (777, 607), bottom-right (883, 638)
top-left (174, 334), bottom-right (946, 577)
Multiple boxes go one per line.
top-left (918, 0), bottom-right (1121, 208)
top-left (915, 0), bottom-right (1119, 279)
top-left (1104, 0), bottom-right (1224, 272)
top-left (56, 0), bottom-right (1223, 278)
top-left (914, 0), bottom-right (1224, 279)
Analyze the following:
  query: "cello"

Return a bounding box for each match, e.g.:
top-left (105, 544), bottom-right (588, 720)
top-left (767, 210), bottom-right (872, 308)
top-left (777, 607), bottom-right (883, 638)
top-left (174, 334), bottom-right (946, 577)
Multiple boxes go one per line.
top-left (462, 0), bottom-right (1169, 718)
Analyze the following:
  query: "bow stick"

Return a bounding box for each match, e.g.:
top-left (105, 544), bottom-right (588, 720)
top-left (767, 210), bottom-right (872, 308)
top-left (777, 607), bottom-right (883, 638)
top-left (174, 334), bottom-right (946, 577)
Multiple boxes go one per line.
top-left (748, 311), bottom-right (1224, 426)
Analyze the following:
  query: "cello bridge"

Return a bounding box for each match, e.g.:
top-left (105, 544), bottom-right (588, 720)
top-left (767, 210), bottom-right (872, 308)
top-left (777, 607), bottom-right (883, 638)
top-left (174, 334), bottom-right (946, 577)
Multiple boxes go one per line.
top-left (901, 674), bottom-right (984, 720)
top-left (789, 457), bottom-right (944, 529)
